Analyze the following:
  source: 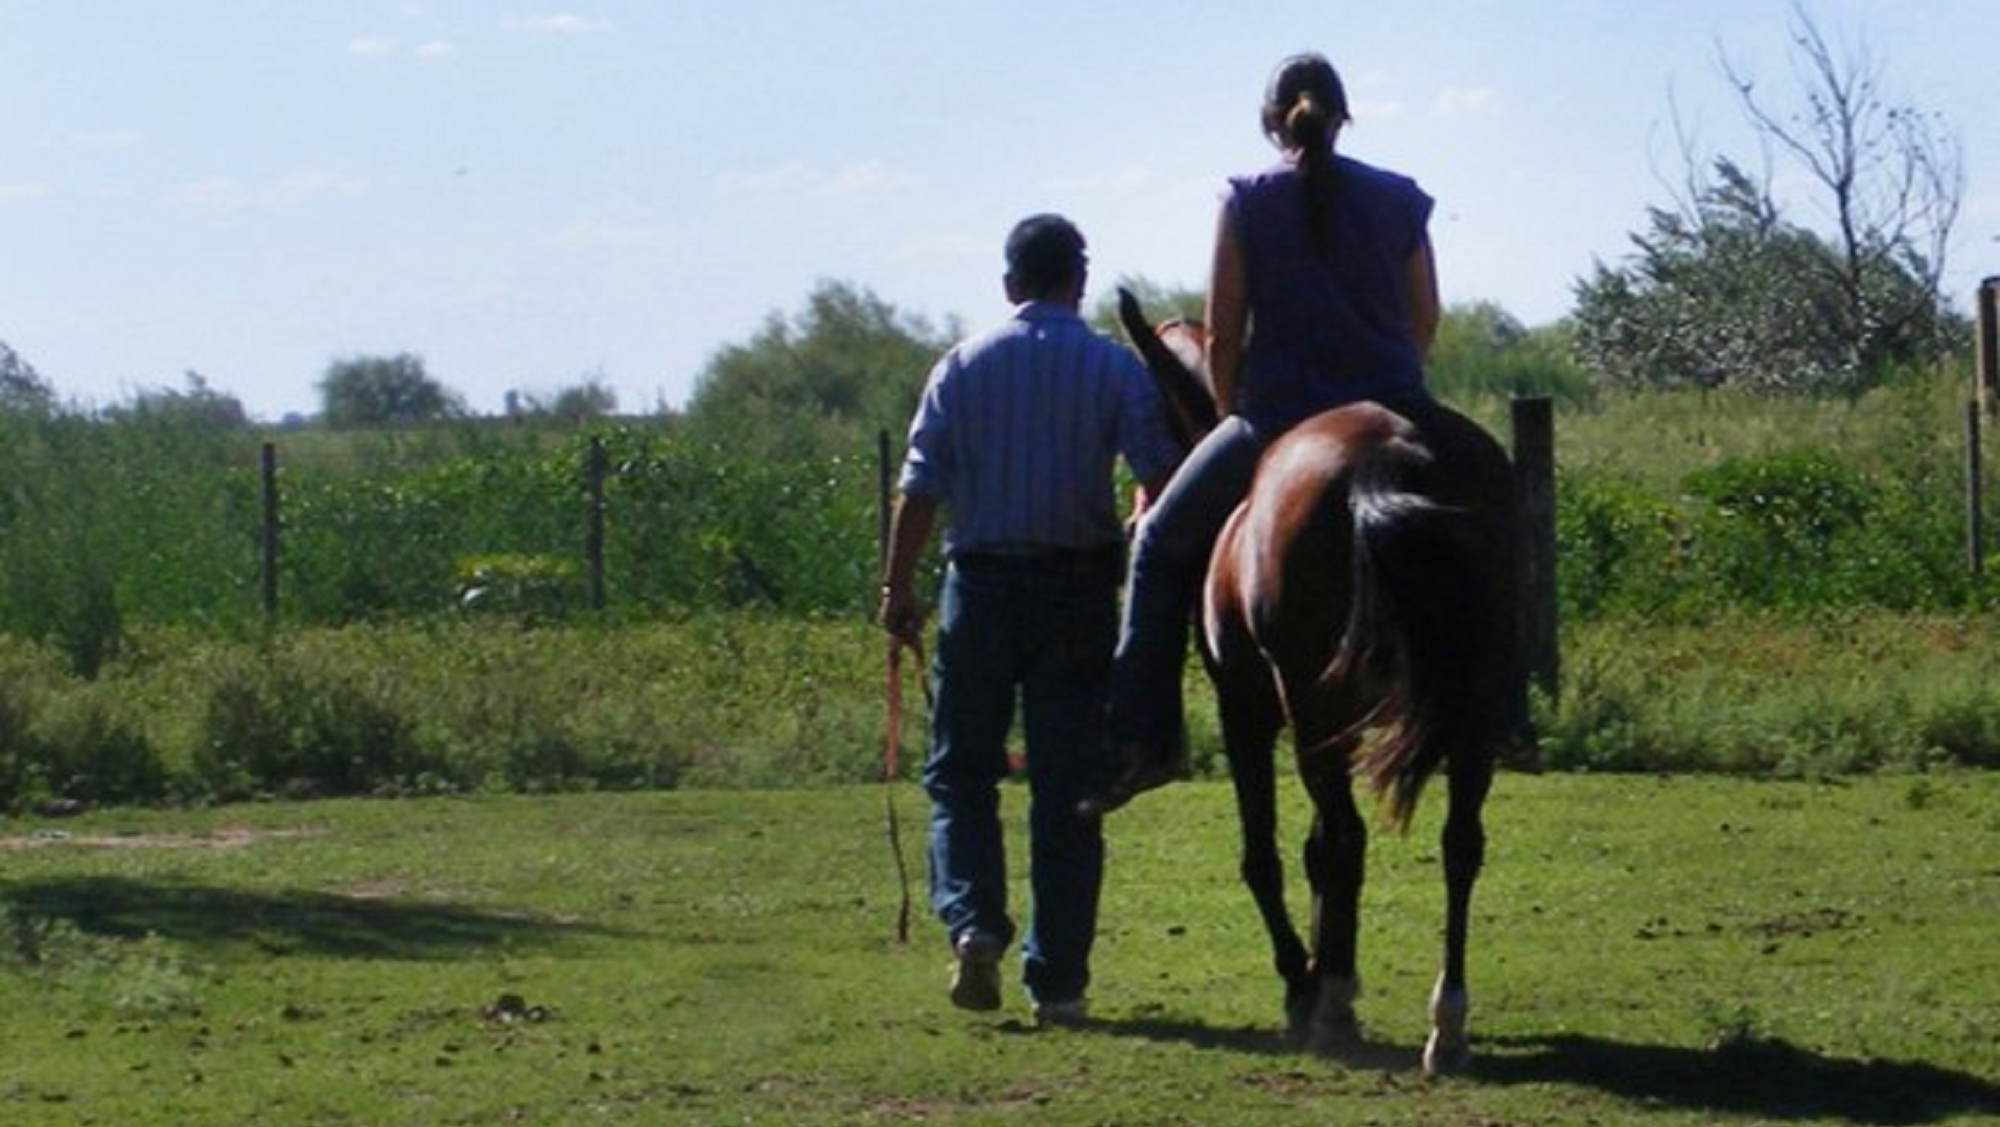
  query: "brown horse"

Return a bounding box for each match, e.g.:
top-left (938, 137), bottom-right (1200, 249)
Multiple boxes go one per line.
top-left (1118, 290), bottom-right (1527, 1073)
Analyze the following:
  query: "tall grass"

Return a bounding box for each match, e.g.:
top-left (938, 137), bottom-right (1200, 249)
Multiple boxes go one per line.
top-left (1537, 361), bottom-right (1989, 621)
top-left (3, 604), bottom-right (1998, 812)
top-left (0, 407), bottom-right (264, 671)
top-left (0, 615), bottom-right (898, 812)
top-left (1539, 610), bottom-right (2000, 775)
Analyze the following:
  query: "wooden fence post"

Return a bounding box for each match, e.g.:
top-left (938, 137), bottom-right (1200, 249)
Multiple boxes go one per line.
top-left (1511, 397), bottom-right (1558, 702)
top-left (260, 441), bottom-right (280, 623)
top-left (585, 437), bottom-right (607, 612)
top-left (1977, 276), bottom-right (1999, 416)
top-left (1969, 400), bottom-right (1985, 577)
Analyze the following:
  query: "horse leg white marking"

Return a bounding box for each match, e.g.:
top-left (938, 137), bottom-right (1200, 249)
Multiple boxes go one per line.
top-left (1422, 976), bottom-right (1472, 1075)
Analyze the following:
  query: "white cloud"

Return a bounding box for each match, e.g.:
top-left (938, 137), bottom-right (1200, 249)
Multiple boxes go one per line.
top-left (348, 36), bottom-right (399, 57)
top-left (504, 13), bottom-right (613, 35)
top-left (1434, 86), bottom-right (1503, 117)
top-left (414, 40), bottom-right (459, 59)
top-left (713, 160), bottom-right (918, 200)
top-left (0, 182), bottom-right (52, 202)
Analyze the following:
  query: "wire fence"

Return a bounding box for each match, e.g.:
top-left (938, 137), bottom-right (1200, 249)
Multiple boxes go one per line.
top-left (0, 419), bottom-right (886, 666)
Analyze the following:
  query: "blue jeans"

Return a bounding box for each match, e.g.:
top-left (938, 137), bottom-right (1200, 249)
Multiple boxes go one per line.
top-left (924, 552), bottom-right (1117, 1005)
top-left (1109, 415), bottom-right (1270, 752)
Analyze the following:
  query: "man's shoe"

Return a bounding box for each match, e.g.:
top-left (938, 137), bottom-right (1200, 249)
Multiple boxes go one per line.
top-left (949, 932), bottom-right (1004, 1012)
top-left (1032, 997), bottom-right (1090, 1028)
top-left (1076, 749), bottom-right (1178, 818)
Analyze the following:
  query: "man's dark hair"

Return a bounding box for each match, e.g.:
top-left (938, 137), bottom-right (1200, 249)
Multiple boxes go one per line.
top-left (1005, 214), bottom-right (1087, 296)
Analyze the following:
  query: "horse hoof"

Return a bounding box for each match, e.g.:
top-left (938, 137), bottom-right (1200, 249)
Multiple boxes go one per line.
top-left (1283, 997), bottom-right (1316, 1048)
top-left (1423, 983), bottom-right (1471, 1074)
top-left (1300, 978), bottom-right (1362, 1056)
top-left (1306, 1013), bottom-right (1363, 1056)
top-left (1422, 1031), bottom-right (1472, 1075)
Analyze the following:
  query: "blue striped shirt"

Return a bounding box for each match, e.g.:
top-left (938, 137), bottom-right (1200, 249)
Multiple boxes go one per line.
top-left (899, 302), bottom-right (1179, 556)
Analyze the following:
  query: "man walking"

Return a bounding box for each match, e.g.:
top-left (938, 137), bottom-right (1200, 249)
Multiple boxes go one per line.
top-left (880, 214), bottom-right (1178, 1024)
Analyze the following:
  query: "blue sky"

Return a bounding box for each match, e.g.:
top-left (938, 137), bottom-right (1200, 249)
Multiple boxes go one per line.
top-left (5, 1), bottom-right (1996, 420)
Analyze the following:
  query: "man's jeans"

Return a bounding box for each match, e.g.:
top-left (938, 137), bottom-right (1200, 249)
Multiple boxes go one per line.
top-left (924, 552), bottom-right (1117, 1005)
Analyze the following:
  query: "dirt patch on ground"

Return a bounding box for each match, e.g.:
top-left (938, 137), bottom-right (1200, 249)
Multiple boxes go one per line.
top-left (0, 825), bottom-right (326, 850)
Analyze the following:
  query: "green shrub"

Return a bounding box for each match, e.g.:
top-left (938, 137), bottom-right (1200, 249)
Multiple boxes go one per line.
top-left (1541, 612), bottom-right (2000, 776)
top-left (1683, 447), bottom-right (1875, 609)
top-left (194, 637), bottom-right (436, 799)
top-left (600, 431), bottom-right (877, 616)
top-left (31, 685), bottom-right (167, 806)
top-left (0, 638), bottom-right (64, 809)
top-left (0, 407), bottom-right (260, 646)
top-left (1554, 468), bottom-right (1703, 621)
top-left (1429, 304), bottom-right (1596, 409)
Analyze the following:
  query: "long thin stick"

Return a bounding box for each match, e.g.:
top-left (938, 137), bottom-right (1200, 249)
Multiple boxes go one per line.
top-left (884, 640), bottom-right (915, 944)
top-left (877, 428), bottom-right (914, 944)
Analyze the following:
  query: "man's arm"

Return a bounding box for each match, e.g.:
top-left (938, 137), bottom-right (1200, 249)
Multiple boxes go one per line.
top-left (879, 492), bottom-right (938, 649)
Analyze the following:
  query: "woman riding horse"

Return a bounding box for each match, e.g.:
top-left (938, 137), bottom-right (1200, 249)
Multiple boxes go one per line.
top-left (1095, 51), bottom-right (1441, 807)
top-left (1093, 52), bottom-right (1528, 1074)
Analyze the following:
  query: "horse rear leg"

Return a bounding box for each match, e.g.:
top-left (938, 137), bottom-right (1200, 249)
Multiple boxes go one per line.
top-left (1425, 754), bottom-right (1493, 1074)
top-left (1217, 694), bottom-right (1313, 1032)
top-left (1298, 738), bottom-right (1366, 1053)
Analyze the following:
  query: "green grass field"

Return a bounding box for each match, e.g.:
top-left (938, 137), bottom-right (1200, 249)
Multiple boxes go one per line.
top-left (3, 773), bottom-right (1996, 1125)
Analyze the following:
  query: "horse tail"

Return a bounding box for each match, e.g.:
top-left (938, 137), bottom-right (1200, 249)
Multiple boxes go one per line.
top-left (1324, 437), bottom-right (1490, 831)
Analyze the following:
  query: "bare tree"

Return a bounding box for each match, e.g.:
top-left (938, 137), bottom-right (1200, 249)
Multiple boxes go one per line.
top-left (1582, 6), bottom-right (1966, 394)
top-left (1719, 3), bottom-right (1964, 365)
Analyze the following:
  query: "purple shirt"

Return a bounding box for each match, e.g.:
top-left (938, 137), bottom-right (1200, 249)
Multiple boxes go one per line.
top-left (1228, 153), bottom-right (1434, 430)
top-left (900, 302), bottom-right (1179, 556)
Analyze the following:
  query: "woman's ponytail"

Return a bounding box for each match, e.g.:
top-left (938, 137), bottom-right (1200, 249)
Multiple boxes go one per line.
top-left (1262, 54), bottom-right (1350, 249)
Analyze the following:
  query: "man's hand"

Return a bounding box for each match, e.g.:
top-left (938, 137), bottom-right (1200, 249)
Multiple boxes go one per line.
top-left (879, 581), bottom-right (926, 651)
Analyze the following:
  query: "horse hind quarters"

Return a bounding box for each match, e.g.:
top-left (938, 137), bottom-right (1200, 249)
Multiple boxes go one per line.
top-left (1322, 431), bottom-right (1509, 830)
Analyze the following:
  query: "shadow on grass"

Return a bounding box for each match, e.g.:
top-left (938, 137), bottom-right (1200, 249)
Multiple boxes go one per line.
top-left (1095, 1018), bottom-right (1998, 1122)
top-left (1480, 1032), bottom-right (2000, 1125)
top-left (1093, 1015), bottom-right (1420, 1069)
top-left (1, 875), bottom-right (613, 960)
